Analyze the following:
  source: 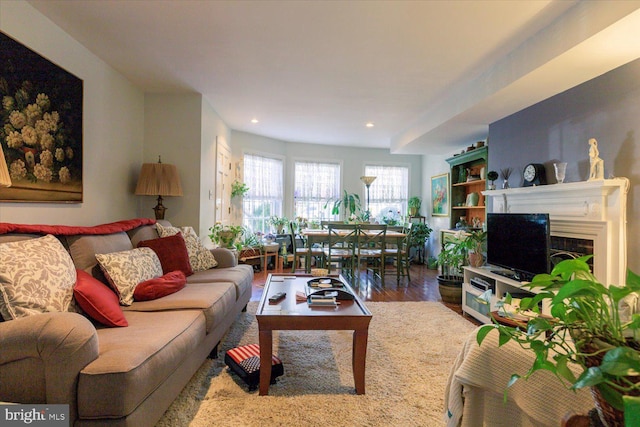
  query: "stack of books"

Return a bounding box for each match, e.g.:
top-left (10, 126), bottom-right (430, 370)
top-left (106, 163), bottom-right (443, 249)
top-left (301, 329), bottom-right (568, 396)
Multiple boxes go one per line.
top-left (308, 294), bottom-right (338, 307)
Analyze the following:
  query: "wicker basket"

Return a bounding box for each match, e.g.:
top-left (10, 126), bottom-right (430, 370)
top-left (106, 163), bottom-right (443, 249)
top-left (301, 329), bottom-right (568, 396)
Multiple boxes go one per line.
top-left (583, 342), bottom-right (640, 427)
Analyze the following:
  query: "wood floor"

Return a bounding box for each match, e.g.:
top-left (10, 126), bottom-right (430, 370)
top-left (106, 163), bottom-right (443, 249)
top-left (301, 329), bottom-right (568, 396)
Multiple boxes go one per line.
top-left (250, 262), bottom-right (479, 323)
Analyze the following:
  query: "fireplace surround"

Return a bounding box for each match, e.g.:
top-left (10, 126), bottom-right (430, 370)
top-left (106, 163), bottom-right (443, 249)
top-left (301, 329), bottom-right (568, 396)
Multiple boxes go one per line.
top-left (483, 178), bottom-right (629, 286)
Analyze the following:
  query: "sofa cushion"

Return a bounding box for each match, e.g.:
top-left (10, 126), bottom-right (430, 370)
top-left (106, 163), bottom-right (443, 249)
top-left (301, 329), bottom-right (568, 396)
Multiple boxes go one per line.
top-left (74, 269), bottom-right (128, 327)
top-left (127, 223), bottom-right (160, 248)
top-left (77, 309), bottom-right (205, 419)
top-left (186, 264), bottom-right (253, 301)
top-left (137, 234), bottom-right (193, 276)
top-left (124, 281), bottom-right (236, 334)
top-left (67, 232), bottom-right (134, 280)
top-left (134, 270), bottom-right (187, 301)
top-left (0, 234), bottom-right (77, 319)
top-left (96, 248), bottom-right (163, 306)
top-left (156, 223), bottom-right (217, 271)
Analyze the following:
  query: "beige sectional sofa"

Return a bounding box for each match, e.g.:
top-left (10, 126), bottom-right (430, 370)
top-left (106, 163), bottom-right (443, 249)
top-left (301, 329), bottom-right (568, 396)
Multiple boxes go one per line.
top-left (0, 219), bottom-right (253, 426)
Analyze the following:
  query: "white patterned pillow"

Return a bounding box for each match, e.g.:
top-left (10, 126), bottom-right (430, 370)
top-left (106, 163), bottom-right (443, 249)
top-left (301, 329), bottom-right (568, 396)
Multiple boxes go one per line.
top-left (156, 223), bottom-right (217, 271)
top-left (0, 234), bottom-right (77, 320)
top-left (96, 247), bottom-right (162, 306)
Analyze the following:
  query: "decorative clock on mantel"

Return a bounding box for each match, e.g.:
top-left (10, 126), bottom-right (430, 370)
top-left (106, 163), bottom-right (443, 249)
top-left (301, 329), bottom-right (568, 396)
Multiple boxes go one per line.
top-left (523, 163), bottom-right (547, 187)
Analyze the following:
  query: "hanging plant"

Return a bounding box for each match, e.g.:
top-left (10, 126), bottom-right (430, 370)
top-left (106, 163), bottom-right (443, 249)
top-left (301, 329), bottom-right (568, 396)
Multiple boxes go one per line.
top-left (231, 180), bottom-right (249, 198)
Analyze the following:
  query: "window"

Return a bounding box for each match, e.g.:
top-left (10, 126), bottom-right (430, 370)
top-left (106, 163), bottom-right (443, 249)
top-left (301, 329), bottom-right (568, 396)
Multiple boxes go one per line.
top-left (364, 164), bottom-right (409, 222)
top-left (243, 154), bottom-right (283, 233)
top-left (293, 161), bottom-right (341, 223)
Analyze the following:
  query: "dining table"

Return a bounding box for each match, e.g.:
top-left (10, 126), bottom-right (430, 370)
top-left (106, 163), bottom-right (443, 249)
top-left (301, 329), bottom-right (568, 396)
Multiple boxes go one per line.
top-left (301, 226), bottom-right (406, 247)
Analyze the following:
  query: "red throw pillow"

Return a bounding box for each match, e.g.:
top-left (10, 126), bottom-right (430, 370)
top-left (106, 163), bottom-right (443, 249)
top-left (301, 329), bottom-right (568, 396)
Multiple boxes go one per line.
top-left (73, 269), bottom-right (128, 327)
top-left (134, 270), bottom-right (187, 302)
top-left (137, 234), bottom-right (193, 276)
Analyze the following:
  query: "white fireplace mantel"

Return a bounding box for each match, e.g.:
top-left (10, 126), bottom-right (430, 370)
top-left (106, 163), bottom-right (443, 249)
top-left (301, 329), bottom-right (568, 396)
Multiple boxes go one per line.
top-left (483, 178), bottom-right (629, 286)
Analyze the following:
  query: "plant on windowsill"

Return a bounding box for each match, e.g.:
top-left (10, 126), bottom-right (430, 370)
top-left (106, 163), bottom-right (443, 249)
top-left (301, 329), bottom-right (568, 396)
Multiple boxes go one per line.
top-left (268, 215), bottom-right (289, 234)
top-left (477, 256), bottom-right (640, 427)
top-left (230, 180), bottom-right (249, 198)
top-left (324, 191), bottom-right (362, 220)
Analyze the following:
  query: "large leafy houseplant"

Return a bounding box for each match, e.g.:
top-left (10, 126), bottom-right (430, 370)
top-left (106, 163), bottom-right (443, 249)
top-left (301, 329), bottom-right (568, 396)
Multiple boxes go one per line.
top-left (408, 222), bottom-right (432, 252)
top-left (324, 191), bottom-right (362, 219)
top-left (477, 256), bottom-right (640, 426)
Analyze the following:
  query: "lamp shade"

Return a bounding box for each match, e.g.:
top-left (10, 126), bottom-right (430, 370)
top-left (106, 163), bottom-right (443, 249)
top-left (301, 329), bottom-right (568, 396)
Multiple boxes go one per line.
top-left (360, 176), bottom-right (376, 186)
top-left (135, 162), bottom-right (183, 197)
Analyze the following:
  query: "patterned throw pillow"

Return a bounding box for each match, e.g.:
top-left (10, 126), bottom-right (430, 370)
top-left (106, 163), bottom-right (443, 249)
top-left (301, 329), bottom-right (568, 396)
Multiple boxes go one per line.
top-left (156, 223), bottom-right (217, 271)
top-left (0, 234), bottom-right (77, 319)
top-left (96, 247), bottom-right (162, 306)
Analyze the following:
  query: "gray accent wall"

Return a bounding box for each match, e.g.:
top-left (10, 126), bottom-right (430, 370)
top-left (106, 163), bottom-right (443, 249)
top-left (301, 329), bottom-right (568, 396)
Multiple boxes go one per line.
top-left (488, 58), bottom-right (640, 274)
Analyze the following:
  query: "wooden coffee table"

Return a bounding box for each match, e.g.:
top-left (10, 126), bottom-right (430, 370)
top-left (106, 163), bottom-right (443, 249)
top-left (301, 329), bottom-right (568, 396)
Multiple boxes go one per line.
top-left (255, 274), bottom-right (372, 395)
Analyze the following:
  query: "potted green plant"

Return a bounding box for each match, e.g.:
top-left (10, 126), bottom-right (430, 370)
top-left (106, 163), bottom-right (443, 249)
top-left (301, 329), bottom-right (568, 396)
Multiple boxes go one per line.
top-left (324, 191), bottom-right (362, 219)
top-left (231, 180), bottom-right (249, 198)
top-left (487, 170), bottom-right (499, 190)
top-left (408, 196), bottom-right (422, 216)
top-left (268, 215), bottom-right (289, 234)
top-left (464, 230), bottom-right (487, 267)
top-left (408, 222), bottom-right (433, 264)
top-left (437, 232), bottom-right (468, 304)
top-left (477, 256), bottom-right (640, 426)
top-left (208, 223), bottom-right (245, 249)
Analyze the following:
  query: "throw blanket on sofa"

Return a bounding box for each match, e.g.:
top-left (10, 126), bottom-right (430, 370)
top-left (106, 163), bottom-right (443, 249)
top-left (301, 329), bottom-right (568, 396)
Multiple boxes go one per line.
top-left (0, 218), bottom-right (156, 236)
top-left (444, 327), bottom-right (593, 427)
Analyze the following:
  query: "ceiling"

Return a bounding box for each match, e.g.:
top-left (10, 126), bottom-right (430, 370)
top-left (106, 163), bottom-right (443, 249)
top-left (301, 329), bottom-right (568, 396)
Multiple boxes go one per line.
top-left (27, 0), bottom-right (640, 155)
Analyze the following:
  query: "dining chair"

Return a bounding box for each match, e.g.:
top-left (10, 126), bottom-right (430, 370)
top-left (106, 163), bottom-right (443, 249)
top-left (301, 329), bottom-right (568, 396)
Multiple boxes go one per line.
top-left (355, 224), bottom-right (387, 279)
top-left (323, 223), bottom-right (358, 276)
top-left (289, 221), bottom-right (324, 273)
top-left (384, 222), bottom-right (412, 282)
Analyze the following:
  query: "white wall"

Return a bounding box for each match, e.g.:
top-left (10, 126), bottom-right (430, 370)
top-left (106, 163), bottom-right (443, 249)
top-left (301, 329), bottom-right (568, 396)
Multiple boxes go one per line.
top-left (142, 94), bottom-right (231, 238)
top-left (422, 153), bottom-right (450, 260)
top-left (200, 98), bottom-right (231, 238)
top-left (142, 94), bottom-right (202, 229)
top-left (231, 130), bottom-right (423, 220)
top-left (0, 0), bottom-right (144, 225)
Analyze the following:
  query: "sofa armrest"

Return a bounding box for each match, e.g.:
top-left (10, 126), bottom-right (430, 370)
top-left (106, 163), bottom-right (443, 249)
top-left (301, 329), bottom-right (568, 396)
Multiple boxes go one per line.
top-left (0, 312), bottom-right (99, 424)
top-left (211, 247), bottom-right (237, 268)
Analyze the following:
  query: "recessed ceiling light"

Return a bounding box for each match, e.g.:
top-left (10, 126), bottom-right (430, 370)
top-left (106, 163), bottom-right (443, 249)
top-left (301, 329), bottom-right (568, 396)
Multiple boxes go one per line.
top-left (251, 118), bottom-right (259, 124)
top-left (365, 122), bottom-right (374, 128)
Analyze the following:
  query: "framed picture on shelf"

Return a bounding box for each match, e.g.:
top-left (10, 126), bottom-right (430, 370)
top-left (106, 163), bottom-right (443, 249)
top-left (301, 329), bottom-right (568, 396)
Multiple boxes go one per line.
top-left (431, 173), bottom-right (449, 217)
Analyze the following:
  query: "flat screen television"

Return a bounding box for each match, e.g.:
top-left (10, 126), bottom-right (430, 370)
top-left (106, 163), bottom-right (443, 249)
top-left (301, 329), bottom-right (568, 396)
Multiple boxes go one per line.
top-left (486, 213), bottom-right (551, 282)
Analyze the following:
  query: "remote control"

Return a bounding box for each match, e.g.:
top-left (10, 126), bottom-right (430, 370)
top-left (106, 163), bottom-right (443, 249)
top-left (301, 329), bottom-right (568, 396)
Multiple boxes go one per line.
top-left (269, 292), bottom-right (286, 303)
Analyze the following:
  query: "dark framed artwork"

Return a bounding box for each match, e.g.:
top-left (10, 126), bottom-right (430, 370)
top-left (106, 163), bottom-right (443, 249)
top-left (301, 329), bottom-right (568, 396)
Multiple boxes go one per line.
top-left (0, 31), bottom-right (83, 202)
top-left (431, 173), bottom-right (449, 217)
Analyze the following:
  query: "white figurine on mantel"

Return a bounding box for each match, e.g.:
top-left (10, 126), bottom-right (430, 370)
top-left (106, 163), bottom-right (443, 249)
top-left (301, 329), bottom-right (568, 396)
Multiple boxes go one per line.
top-left (588, 138), bottom-right (604, 180)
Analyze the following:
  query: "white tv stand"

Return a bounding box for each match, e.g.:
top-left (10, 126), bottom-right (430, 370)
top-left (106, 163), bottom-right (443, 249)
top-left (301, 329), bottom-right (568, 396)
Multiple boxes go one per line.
top-left (462, 265), bottom-right (550, 324)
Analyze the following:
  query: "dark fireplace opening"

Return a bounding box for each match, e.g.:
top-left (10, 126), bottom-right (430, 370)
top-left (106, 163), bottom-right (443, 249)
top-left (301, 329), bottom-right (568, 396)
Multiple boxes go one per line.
top-left (550, 236), bottom-right (594, 268)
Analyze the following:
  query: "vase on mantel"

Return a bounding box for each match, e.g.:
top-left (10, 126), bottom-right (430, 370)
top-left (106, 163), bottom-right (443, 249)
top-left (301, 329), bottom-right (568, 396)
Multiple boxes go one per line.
top-left (502, 179), bottom-right (509, 189)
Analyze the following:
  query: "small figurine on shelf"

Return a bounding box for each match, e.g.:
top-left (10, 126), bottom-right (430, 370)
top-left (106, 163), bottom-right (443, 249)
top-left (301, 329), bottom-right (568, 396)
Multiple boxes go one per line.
top-left (455, 216), bottom-right (468, 230)
top-left (588, 138), bottom-right (604, 180)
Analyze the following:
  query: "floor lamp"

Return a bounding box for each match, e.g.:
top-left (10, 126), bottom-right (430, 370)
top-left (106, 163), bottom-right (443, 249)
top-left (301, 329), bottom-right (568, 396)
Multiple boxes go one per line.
top-left (360, 176), bottom-right (376, 219)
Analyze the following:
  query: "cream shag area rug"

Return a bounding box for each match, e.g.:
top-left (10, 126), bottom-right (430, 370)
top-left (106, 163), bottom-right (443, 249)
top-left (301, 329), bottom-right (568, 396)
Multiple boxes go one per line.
top-left (157, 302), bottom-right (476, 427)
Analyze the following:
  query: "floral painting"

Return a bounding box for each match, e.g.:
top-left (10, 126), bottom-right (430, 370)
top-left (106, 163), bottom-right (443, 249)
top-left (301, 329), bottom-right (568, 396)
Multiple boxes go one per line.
top-left (0, 31), bottom-right (83, 202)
top-left (431, 173), bottom-right (449, 217)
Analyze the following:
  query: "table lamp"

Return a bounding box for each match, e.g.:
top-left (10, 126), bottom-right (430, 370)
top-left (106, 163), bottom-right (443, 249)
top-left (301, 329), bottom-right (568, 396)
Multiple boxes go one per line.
top-left (135, 156), bottom-right (183, 219)
top-left (360, 175), bottom-right (376, 217)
